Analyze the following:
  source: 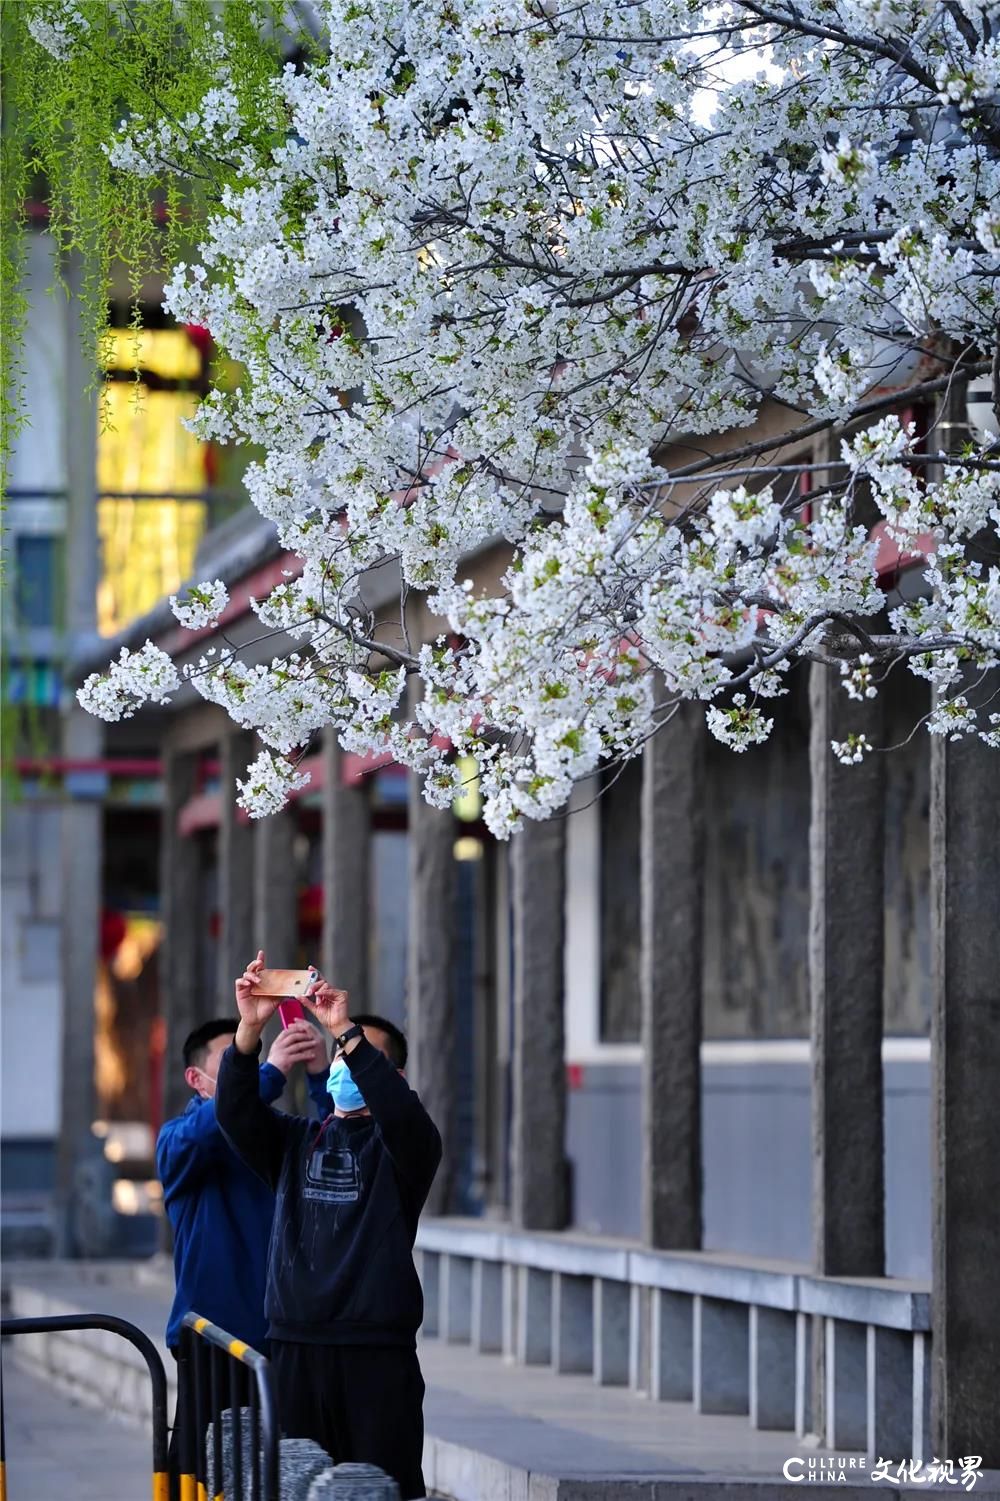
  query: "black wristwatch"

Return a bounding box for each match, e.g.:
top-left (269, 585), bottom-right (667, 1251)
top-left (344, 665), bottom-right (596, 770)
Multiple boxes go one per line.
top-left (334, 1023), bottom-right (364, 1051)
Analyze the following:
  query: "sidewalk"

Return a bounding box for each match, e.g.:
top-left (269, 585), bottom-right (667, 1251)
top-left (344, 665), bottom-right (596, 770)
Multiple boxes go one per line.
top-left (2, 1361), bottom-right (152, 1501)
top-left (4, 1259), bottom-right (998, 1500)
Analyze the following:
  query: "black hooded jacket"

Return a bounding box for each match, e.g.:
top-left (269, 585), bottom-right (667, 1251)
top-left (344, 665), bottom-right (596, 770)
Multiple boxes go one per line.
top-left (216, 1035), bottom-right (441, 1347)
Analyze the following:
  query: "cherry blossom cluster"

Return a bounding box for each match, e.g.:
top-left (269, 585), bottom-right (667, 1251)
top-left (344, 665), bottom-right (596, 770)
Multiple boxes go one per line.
top-left (78, 643), bottom-right (179, 721)
top-left (47, 0), bottom-right (1000, 827)
top-left (236, 751), bottom-right (312, 818)
top-left (25, 2), bottom-right (88, 60)
top-left (840, 655), bottom-right (878, 702)
top-left (169, 580), bottom-right (228, 631)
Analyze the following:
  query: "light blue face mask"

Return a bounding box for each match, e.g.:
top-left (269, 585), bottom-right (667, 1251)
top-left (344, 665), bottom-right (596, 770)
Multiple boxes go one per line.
top-left (326, 1056), bottom-right (366, 1113)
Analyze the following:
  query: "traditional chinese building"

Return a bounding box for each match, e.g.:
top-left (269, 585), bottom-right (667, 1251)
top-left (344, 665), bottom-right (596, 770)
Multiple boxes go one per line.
top-left (8, 268), bottom-right (998, 1456)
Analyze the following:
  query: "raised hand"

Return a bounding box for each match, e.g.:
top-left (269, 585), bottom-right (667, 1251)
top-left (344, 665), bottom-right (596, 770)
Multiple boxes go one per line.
top-left (302, 972), bottom-right (351, 1038)
top-left (235, 950), bottom-right (279, 1031)
top-left (267, 1019), bottom-right (323, 1077)
top-left (302, 1022), bottom-right (329, 1076)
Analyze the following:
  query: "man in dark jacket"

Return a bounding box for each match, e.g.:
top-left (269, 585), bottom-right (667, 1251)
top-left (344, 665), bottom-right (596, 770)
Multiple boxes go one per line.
top-left (216, 950), bottom-right (442, 1501)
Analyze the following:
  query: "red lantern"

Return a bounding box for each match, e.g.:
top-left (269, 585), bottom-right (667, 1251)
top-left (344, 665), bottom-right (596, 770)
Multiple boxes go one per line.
top-left (299, 883), bottom-right (323, 931)
top-left (184, 323), bottom-right (213, 355)
top-left (100, 909), bottom-right (127, 960)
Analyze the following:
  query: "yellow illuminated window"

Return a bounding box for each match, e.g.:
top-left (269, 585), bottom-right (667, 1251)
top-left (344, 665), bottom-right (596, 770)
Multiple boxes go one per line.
top-left (453, 754), bottom-right (482, 822)
top-left (96, 327), bottom-right (209, 636)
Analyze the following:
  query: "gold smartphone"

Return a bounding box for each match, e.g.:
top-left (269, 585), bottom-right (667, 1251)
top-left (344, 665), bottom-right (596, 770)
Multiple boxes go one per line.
top-left (251, 968), bottom-right (315, 998)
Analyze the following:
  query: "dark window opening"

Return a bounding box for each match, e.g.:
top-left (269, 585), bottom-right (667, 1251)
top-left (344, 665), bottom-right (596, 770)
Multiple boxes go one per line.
top-left (15, 534), bottom-right (59, 629)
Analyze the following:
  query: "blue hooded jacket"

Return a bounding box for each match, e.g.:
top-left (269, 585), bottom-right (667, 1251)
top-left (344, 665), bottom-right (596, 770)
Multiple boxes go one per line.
top-left (157, 1062), bottom-right (329, 1352)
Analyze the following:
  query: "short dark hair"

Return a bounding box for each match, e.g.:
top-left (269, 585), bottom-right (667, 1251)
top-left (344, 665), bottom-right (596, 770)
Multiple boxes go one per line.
top-left (183, 1019), bottom-right (237, 1070)
top-left (349, 1014), bottom-right (408, 1070)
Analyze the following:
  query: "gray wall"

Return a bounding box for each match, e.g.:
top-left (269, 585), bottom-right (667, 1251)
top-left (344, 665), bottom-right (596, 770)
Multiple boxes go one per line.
top-left (567, 1055), bottom-right (931, 1279)
top-left (703, 678), bottom-right (812, 1038)
top-left (592, 668), bottom-right (932, 1045)
top-left (1, 801), bottom-right (63, 1141)
top-left (372, 829), bottom-right (409, 1027)
top-left (702, 668), bottom-right (931, 1039)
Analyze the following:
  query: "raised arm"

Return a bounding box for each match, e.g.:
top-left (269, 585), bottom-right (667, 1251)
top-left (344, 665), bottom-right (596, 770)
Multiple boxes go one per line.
top-left (303, 980), bottom-right (442, 1205)
top-left (306, 1051), bottom-right (332, 1120)
top-left (215, 950), bottom-right (293, 1189)
top-left (342, 1037), bottom-right (442, 1203)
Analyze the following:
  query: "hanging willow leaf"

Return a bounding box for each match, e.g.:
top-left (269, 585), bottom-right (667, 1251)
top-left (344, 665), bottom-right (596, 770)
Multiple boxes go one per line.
top-left (0, 0), bottom-right (321, 489)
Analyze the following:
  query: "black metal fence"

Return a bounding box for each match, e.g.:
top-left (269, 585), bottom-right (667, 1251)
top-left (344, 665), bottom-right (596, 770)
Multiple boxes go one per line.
top-left (0, 1313), bottom-right (168, 1501)
top-left (179, 1312), bottom-right (279, 1501)
top-left (0, 1311), bottom-right (398, 1501)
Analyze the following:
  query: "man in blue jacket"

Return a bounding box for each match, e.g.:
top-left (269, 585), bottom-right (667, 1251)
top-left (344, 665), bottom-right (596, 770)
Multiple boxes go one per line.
top-left (157, 1014), bottom-right (330, 1491)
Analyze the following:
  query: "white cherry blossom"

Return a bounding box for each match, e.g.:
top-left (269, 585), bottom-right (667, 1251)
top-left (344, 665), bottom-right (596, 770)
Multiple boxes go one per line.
top-left (78, 643), bottom-right (179, 721)
top-left (170, 580), bottom-right (229, 631)
top-left (47, 0), bottom-right (1000, 826)
top-left (236, 751), bottom-right (312, 819)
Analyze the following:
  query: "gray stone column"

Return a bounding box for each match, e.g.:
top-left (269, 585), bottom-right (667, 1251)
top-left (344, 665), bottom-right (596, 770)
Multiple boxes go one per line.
top-left (216, 730), bottom-right (256, 999)
top-left (321, 734), bottom-right (370, 1002)
top-left (55, 250), bottom-right (101, 1253)
top-left (441, 1255), bottom-right (473, 1343)
top-left (489, 841), bottom-right (512, 1214)
top-left (931, 680), bottom-right (1000, 1462)
top-left (651, 1288), bottom-right (693, 1401)
top-left (252, 803), bottom-right (300, 1075)
top-left (694, 1296), bottom-right (750, 1415)
top-left (418, 1250), bottom-right (441, 1337)
top-left (253, 803), bottom-right (299, 965)
top-left (553, 1273), bottom-right (594, 1374)
top-left (750, 1306), bottom-right (797, 1431)
top-left (510, 814), bottom-right (568, 1230)
top-left (56, 711), bottom-right (104, 1254)
top-left (809, 662), bottom-right (885, 1276)
top-left (867, 1325), bottom-right (912, 1458)
top-left (825, 1318), bottom-right (867, 1449)
top-left (407, 769), bottom-right (457, 1215)
top-left (517, 1266), bottom-right (554, 1364)
top-left (161, 750), bottom-right (202, 1125)
top-left (472, 1259), bottom-right (503, 1353)
top-left (641, 699), bottom-right (705, 1249)
top-left (594, 1279), bottom-right (631, 1387)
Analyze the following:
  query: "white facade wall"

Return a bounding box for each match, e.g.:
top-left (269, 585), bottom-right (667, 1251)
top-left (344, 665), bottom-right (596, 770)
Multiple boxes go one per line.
top-left (1, 804), bottom-right (63, 1139)
top-left (3, 231), bottom-right (68, 1154)
top-left (8, 232), bottom-right (67, 496)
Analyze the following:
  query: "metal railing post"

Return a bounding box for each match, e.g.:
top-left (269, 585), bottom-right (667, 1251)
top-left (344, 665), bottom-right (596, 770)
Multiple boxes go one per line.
top-left (181, 1313), bottom-right (278, 1501)
top-left (1, 1353), bottom-right (8, 1501)
top-left (178, 1325), bottom-right (197, 1501)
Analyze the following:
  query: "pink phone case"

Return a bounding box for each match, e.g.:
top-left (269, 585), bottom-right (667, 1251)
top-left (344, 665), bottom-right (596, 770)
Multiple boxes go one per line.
top-left (278, 999), bottom-right (306, 1028)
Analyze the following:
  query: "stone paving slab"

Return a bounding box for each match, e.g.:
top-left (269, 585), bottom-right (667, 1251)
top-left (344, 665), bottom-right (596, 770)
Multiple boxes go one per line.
top-left (419, 1339), bottom-right (801, 1476)
top-left (5, 1260), bottom-right (1000, 1500)
top-left (2, 1361), bottom-right (153, 1501)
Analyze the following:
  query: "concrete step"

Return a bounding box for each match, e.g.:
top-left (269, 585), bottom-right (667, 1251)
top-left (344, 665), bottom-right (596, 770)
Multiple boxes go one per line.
top-left (4, 1262), bottom-right (998, 1500)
